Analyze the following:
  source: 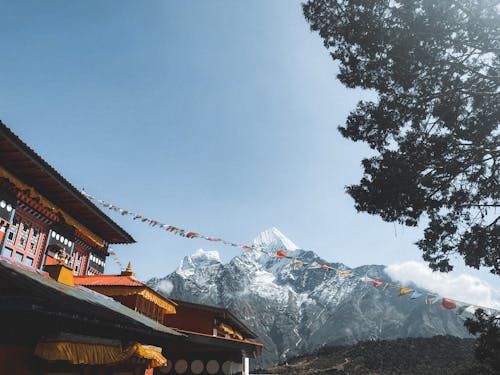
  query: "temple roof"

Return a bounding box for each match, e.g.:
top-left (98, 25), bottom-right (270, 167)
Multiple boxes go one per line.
top-left (0, 257), bottom-right (182, 339)
top-left (0, 121), bottom-right (134, 244)
top-left (74, 274), bottom-right (144, 287)
top-left (74, 266), bottom-right (178, 314)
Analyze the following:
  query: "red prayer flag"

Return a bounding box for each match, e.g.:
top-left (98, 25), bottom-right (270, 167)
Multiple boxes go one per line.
top-left (441, 298), bottom-right (457, 310)
top-left (242, 245), bottom-right (251, 250)
top-left (276, 250), bottom-right (287, 258)
top-left (373, 280), bottom-right (385, 288)
top-left (320, 264), bottom-right (330, 270)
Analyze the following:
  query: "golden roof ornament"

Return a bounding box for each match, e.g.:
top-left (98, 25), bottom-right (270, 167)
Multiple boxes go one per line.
top-left (120, 262), bottom-right (135, 277)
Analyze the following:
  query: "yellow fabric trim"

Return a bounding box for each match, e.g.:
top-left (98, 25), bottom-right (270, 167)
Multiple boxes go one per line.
top-left (138, 290), bottom-right (176, 314)
top-left (0, 167), bottom-right (105, 248)
top-left (134, 345), bottom-right (167, 368)
top-left (219, 323), bottom-right (234, 335)
top-left (233, 331), bottom-right (244, 340)
top-left (34, 340), bottom-right (166, 368)
top-left (218, 323), bottom-right (244, 340)
top-left (89, 287), bottom-right (176, 314)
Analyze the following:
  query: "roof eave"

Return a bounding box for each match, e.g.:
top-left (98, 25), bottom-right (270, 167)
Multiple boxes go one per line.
top-left (0, 121), bottom-right (135, 244)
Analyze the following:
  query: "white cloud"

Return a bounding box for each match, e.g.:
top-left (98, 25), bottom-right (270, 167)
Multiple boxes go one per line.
top-left (156, 279), bottom-right (173, 295)
top-left (385, 261), bottom-right (500, 310)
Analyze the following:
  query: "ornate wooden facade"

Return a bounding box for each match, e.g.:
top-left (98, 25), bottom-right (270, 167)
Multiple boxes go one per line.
top-left (0, 121), bottom-right (134, 275)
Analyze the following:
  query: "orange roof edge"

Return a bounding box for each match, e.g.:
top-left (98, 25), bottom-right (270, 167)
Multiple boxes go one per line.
top-left (73, 274), bottom-right (178, 306)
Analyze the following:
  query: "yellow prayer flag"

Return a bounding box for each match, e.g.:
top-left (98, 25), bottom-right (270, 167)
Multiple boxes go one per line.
top-left (338, 271), bottom-right (352, 277)
top-left (398, 287), bottom-right (413, 296)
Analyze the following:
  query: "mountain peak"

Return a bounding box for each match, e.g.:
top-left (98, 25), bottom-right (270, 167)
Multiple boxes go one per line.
top-left (252, 227), bottom-right (299, 251)
top-left (176, 249), bottom-right (221, 277)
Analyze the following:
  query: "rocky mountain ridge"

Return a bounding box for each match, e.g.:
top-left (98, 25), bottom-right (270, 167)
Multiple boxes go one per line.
top-left (147, 228), bottom-right (471, 368)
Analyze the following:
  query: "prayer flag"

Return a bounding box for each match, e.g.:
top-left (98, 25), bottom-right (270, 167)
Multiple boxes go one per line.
top-left (410, 291), bottom-right (423, 299)
top-left (441, 298), bottom-right (457, 310)
top-left (360, 275), bottom-right (374, 283)
top-left (426, 294), bottom-right (439, 304)
top-left (338, 271), bottom-right (352, 277)
top-left (398, 287), bottom-right (413, 296)
top-left (276, 250), bottom-right (287, 258)
top-left (373, 280), bottom-right (385, 288)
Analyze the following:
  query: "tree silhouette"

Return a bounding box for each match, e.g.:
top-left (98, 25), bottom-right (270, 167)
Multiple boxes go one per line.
top-left (303, 0), bottom-right (499, 370)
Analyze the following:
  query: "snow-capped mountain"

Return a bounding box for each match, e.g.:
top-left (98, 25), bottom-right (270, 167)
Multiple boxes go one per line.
top-left (147, 228), bottom-right (471, 369)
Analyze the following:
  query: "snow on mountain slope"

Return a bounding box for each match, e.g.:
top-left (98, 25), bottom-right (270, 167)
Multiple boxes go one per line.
top-left (252, 227), bottom-right (299, 252)
top-left (147, 228), bottom-right (471, 369)
top-left (176, 248), bottom-right (221, 278)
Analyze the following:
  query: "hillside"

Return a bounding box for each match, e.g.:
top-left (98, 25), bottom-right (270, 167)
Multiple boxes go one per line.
top-left (257, 336), bottom-right (492, 375)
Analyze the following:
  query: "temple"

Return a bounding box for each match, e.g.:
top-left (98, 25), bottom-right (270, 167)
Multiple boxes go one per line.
top-left (0, 121), bottom-right (262, 375)
top-left (0, 121), bottom-right (134, 274)
top-left (75, 263), bottom-right (262, 374)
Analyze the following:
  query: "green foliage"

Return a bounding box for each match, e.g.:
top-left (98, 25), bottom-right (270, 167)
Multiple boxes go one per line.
top-left (465, 309), bottom-right (500, 371)
top-left (302, 0), bottom-right (499, 369)
top-left (302, 0), bottom-right (499, 275)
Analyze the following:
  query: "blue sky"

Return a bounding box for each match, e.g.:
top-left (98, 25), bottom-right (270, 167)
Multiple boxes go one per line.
top-left (1, 0), bottom-right (499, 295)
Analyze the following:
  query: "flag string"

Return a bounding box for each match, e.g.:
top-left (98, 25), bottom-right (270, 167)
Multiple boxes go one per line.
top-left (83, 190), bottom-right (499, 316)
top-left (82, 190), bottom-right (260, 251)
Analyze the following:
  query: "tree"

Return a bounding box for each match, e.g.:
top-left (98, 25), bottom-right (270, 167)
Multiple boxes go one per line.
top-left (465, 309), bottom-right (500, 369)
top-left (302, 0), bottom-right (499, 370)
top-left (302, 0), bottom-right (499, 274)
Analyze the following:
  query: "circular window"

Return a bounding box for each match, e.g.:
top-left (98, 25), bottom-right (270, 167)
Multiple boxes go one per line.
top-left (191, 360), bottom-right (204, 374)
top-left (55, 234), bottom-right (60, 241)
top-left (64, 239), bottom-right (68, 245)
top-left (6, 204), bottom-right (12, 212)
top-left (158, 360), bottom-right (172, 373)
top-left (206, 360), bottom-right (220, 374)
top-left (222, 361), bottom-right (233, 375)
top-left (0, 200), bottom-right (5, 208)
top-left (174, 359), bottom-right (188, 374)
